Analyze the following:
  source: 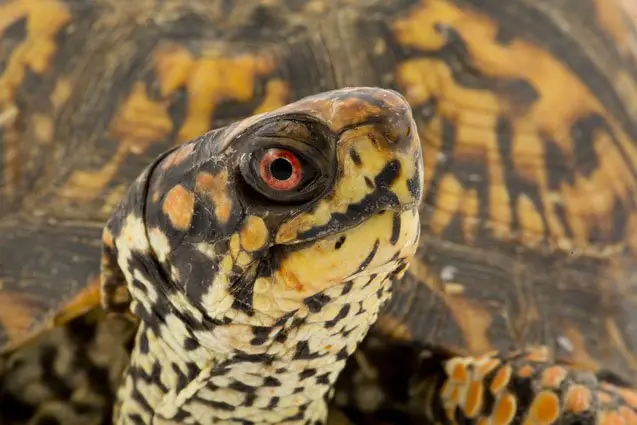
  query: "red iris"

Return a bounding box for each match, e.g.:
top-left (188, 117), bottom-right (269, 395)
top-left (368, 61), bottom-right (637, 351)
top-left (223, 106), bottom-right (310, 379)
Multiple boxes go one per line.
top-left (259, 148), bottom-right (303, 191)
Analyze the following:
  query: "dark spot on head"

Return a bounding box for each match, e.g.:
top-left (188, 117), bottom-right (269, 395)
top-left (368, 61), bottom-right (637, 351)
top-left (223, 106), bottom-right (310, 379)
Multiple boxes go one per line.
top-left (364, 176), bottom-right (375, 189)
top-left (349, 149), bottom-right (362, 166)
top-left (335, 236), bottom-right (346, 250)
top-left (375, 160), bottom-right (401, 189)
top-left (390, 212), bottom-right (401, 245)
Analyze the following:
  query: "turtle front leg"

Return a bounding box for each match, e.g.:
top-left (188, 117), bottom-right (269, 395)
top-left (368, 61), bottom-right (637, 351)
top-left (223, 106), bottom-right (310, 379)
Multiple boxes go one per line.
top-left (416, 348), bottom-right (637, 425)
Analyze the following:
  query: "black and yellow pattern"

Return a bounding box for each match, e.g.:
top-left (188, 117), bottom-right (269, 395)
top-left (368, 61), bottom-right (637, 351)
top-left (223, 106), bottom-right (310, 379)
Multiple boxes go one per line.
top-left (1, 1), bottom-right (637, 425)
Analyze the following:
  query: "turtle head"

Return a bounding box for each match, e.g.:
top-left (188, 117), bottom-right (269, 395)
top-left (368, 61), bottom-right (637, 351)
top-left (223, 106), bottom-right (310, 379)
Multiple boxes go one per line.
top-left (101, 86), bottom-right (423, 349)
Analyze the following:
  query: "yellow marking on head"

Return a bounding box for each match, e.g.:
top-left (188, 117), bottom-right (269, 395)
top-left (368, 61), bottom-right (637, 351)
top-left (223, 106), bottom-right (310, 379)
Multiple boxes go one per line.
top-left (195, 170), bottom-right (233, 225)
top-left (60, 82), bottom-right (173, 201)
top-left (276, 128), bottom-right (419, 244)
top-left (162, 184), bottom-right (195, 230)
top-left (240, 216), bottom-right (269, 252)
top-left (273, 208), bottom-right (419, 299)
top-left (563, 384), bottom-right (592, 413)
top-left (148, 228), bottom-right (171, 264)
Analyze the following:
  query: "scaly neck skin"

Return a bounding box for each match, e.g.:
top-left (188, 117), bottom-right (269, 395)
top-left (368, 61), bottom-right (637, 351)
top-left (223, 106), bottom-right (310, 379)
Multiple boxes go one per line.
top-left (114, 272), bottom-right (395, 425)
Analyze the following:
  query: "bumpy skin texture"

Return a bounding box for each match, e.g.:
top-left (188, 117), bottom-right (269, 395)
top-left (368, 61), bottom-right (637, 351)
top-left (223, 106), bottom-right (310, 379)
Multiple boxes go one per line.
top-left (101, 87), bottom-right (423, 424)
top-left (1, 0), bottom-right (637, 424)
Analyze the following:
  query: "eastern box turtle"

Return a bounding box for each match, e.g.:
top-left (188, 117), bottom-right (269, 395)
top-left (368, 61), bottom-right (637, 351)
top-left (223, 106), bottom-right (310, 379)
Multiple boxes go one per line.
top-left (1, 1), bottom-right (637, 425)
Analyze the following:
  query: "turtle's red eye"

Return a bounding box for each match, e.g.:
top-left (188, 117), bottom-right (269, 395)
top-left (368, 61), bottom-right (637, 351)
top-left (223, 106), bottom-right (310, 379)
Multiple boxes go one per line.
top-left (259, 148), bottom-right (303, 191)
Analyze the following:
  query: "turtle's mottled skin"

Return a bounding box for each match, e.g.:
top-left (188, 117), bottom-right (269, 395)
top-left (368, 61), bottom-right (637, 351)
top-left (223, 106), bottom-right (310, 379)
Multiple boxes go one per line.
top-left (100, 87), bottom-right (423, 424)
top-left (1, 0), bottom-right (637, 425)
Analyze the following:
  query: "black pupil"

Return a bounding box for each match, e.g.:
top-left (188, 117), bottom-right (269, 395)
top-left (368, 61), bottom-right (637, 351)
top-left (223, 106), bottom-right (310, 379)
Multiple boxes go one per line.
top-left (270, 157), bottom-right (294, 181)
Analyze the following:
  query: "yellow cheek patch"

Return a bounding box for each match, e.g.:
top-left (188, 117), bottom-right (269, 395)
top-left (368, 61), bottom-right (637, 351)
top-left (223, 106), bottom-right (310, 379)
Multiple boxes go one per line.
top-left (276, 130), bottom-right (419, 244)
top-left (273, 208), bottom-right (420, 298)
top-left (162, 184), bottom-right (195, 230)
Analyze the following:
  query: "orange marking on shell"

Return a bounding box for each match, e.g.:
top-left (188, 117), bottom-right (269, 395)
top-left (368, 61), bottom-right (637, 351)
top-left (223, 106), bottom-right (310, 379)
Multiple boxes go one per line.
top-left (564, 385), bottom-right (593, 413)
top-left (55, 277), bottom-right (101, 325)
top-left (162, 185), bottom-right (195, 230)
top-left (615, 387), bottom-right (637, 409)
top-left (490, 366), bottom-right (512, 394)
top-left (492, 392), bottom-right (517, 425)
top-left (161, 143), bottom-right (195, 170)
top-left (153, 43), bottom-right (195, 97)
top-left (517, 365), bottom-right (535, 378)
top-left (619, 406), bottom-right (637, 425)
top-left (195, 170), bottom-right (233, 225)
top-left (598, 411), bottom-right (626, 425)
top-left (464, 380), bottom-right (485, 418)
top-left (541, 366), bottom-right (568, 389)
top-left (240, 216), bottom-right (269, 252)
top-left (475, 358), bottom-right (501, 379)
top-left (0, 290), bottom-right (37, 347)
top-left (527, 391), bottom-right (560, 425)
top-left (177, 54), bottom-right (275, 142)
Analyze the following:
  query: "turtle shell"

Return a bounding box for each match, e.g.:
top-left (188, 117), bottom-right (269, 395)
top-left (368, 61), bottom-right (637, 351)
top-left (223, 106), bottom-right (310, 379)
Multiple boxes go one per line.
top-left (1, 0), bottom-right (637, 387)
